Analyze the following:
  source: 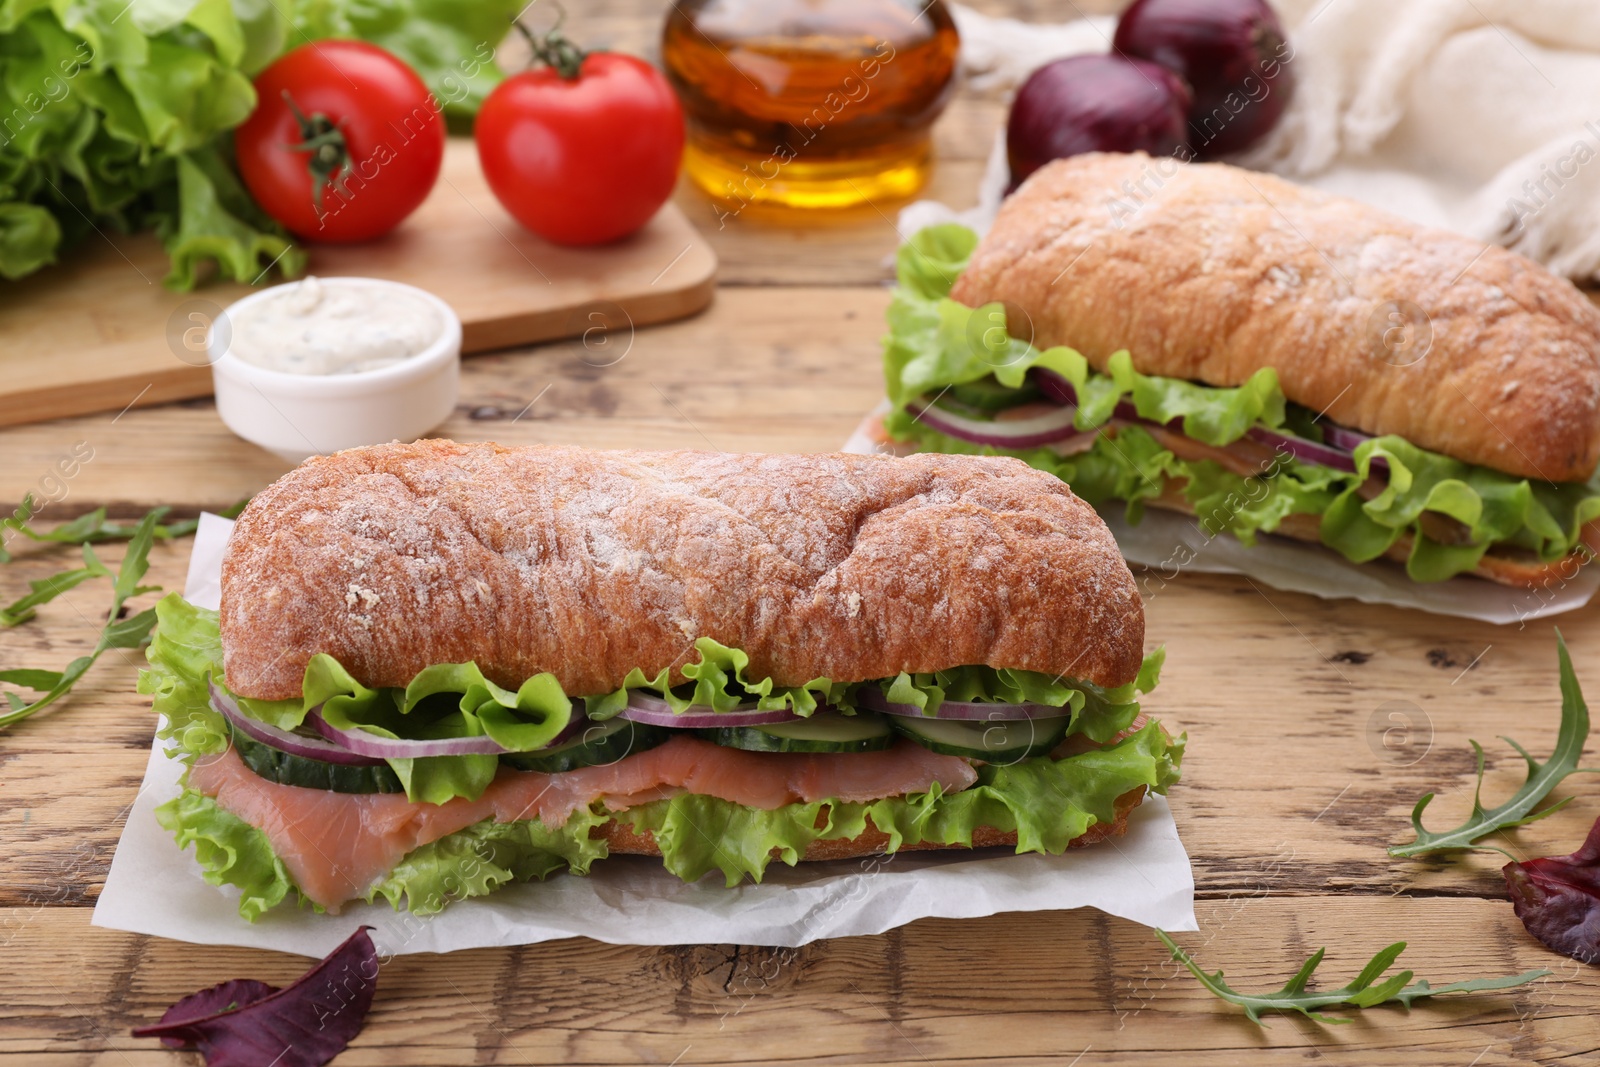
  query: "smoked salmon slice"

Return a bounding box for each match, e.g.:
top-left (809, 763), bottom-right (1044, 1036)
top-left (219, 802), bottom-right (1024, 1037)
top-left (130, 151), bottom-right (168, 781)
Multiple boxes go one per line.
top-left (187, 736), bottom-right (977, 910)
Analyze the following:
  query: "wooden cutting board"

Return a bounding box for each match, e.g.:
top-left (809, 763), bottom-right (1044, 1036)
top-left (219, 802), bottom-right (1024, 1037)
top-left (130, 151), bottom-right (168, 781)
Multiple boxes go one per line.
top-left (0, 139), bottom-right (716, 428)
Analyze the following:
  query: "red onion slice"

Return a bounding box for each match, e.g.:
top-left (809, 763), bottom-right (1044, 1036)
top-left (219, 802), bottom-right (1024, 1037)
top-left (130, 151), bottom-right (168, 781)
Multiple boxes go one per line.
top-left (910, 398), bottom-right (1093, 450)
top-left (1243, 425), bottom-right (1356, 472)
top-left (1035, 369), bottom-right (1367, 473)
top-left (1322, 422), bottom-right (1374, 453)
top-left (208, 678), bottom-right (385, 766)
top-left (305, 708), bottom-right (515, 758)
top-left (856, 687), bottom-right (1070, 721)
top-left (1032, 370), bottom-right (1149, 427)
top-left (1033, 369), bottom-right (1078, 408)
top-left (618, 690), bottom-right (802, 729)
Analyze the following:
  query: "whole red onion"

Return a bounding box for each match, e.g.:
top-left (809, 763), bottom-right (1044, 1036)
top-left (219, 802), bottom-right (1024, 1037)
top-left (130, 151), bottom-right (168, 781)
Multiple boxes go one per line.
top-left (1006, 55), bottom-right (1192, 189)
top-left (1113, 0), bottom-right (1295, 158)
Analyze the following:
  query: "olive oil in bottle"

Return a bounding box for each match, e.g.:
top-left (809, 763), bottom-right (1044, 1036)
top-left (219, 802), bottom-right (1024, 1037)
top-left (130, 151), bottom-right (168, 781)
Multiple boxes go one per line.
top-left (661, 0), bottom-right (960, 211)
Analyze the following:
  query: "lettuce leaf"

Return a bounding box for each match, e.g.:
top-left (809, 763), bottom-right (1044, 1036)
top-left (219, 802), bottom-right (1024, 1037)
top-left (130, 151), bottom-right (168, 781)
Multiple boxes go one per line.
top-left (144, 590), bottom-right (1167, 807)
top-left (583, 637), bottom-right (847, 720)
top-left (0, 0), bottom-right (302, 287)
top-left (887, 413), bottom-right (1337, 545)
top-left (142, 593), bottom-right (574, 805)
top-left (367, 805), bottom-right (611, 915)
top-left (880, 648), bottom-right (1164, 743)
top-left (624, 720), bottom-right (1184, 886)
top-left (139, 592), bottom-right (230, 757)
top-left (290, 0), bottom-right (522, 127)
top-left (1, 0), bottom-right (518, 285)
top-left (1321, 436), bottom-right (1600, 581)
top-left (884, 224), bottom-right (1600, 581)
top-left (157, 721), bottom-right (1183, 915)
top-left (155, 788), bottom-right (293, 921)
top-left (158, 787), bottom-right (612, 919)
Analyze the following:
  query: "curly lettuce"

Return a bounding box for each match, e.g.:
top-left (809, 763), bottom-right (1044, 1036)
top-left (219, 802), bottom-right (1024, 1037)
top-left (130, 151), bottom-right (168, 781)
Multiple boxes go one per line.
top-left (157, 788), bottom-right (614, 919)
top-left (885, 224), bottom-right (1600, 582)
top-left (155, 787), bottom-right (294, 921)
top-left (0, 0), bottom-right (302, 287)
top-left (626, 720), bottom-right (1184, 886)
top-left (155, 721), bottom-right (1184, 917)
top-left (142, 591), bottom-right (1164, 807)
top-left (141, 593), bottom-right (573, 805)
top-left (291, 0), bottom-right (523, 126)
top-left (880, 648), bottom-right (1164, 744)
top-left (1, 0), bottom-right (520, 286)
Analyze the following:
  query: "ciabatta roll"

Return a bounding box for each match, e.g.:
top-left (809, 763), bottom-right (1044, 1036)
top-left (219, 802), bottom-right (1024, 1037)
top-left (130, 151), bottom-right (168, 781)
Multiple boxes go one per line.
top-left (952, 153), bottom-right (1600, 482)
top-left (878, 153), bottom-right (1600, 589)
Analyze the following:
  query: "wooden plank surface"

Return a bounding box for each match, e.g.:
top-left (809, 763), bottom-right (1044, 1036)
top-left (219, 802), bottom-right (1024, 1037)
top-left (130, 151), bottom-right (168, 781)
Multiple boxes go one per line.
top-left (0, 140), bottom-right (715, 429)
top-left (4, 2), bottom-right (1600, 1064)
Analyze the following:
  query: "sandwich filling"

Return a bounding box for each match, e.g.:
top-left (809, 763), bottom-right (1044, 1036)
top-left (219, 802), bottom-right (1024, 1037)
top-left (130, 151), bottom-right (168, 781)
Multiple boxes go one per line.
top-left (143, 594), bottom-right (1183, 919)
top-left (882, 225), bottom-right (1600, 585)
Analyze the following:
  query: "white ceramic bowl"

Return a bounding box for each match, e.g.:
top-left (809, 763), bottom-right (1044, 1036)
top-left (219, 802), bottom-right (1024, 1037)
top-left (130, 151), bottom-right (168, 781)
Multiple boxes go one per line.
top-left (209, 277), bottom-right (462, 464)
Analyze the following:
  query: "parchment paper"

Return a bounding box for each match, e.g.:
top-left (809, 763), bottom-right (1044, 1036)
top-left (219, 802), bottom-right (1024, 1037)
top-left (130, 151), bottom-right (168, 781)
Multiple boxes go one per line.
top-left (843, 404), bottom-right (1600, 625)
top-left (92, 514), bottom-right (1197, 957)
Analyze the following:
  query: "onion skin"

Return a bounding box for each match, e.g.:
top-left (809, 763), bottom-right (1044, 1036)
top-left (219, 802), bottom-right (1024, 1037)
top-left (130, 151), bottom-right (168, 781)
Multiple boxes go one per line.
top-left (305, 709), bottom-right (514, 758)
top-left (912, 397), bottom-right (1096, 450)
top-left (1007, 55), bottom-right (1192, 189)
top-left (1113, 0), bottom-right (1295, 158)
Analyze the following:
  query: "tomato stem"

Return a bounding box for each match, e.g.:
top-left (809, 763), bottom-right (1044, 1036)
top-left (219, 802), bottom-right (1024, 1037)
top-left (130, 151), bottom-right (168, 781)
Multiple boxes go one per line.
top-left (281, 90), bottom-right (350, 213)
top-left (514, 2), bottom-right (588, 80)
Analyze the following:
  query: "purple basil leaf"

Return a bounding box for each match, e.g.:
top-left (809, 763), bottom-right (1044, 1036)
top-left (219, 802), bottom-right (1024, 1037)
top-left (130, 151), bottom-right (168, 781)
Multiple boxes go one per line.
top-left (152, 980), bottom-right (279, 1049)
top-left (1503, 815), bottom-right (1600, 965)
top-left (132, 927), bottom-right (378, 1066)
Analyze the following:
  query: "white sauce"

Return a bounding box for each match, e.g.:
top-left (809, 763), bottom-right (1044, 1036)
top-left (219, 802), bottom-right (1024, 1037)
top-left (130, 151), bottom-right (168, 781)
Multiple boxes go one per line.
top-left (229, 277), bottom-right (442, 375)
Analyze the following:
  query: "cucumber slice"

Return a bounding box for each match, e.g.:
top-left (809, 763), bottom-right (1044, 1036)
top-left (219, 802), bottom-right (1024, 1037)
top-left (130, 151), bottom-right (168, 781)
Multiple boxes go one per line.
top-left (946, 377), bottom-right (1042, 413)
top-left (890, 715), bottom-right (1070, 762)
top-left (704, 711), bottom-right (895, 753)
top-left (500, 718), bottom-right (669, 773)
top-left (229, 721), bottom-right (405, 794)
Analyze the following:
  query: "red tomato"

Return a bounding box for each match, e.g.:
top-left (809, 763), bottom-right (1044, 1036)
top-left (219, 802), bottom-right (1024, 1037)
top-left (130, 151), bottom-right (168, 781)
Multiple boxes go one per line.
top-left (475, 53), bottom-right (684, 246)
top-left (236, 41), bottom-right (445, 243)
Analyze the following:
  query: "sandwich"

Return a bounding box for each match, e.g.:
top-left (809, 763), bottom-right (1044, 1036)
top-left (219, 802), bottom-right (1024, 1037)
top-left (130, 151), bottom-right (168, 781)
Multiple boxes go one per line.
top-left (141, 441), bottom-right (1181, 919)
top-left (876, 152), bottom-right (1600, 587)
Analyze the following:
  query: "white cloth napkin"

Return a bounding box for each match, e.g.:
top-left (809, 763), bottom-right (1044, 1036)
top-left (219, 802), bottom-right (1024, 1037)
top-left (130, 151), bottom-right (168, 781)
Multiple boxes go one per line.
top-left (912, 0), bottom-right (1600, 281)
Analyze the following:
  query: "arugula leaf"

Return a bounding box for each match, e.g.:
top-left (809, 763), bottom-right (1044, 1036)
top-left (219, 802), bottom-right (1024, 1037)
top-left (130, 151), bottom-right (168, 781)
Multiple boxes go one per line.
top-left (1157, 931), bottom-right (1550, 1025)
top-left (0, 512), bottom-right (162, 728)
top-left (1, 544), bottom-right (111, 626)
top-left (0, 496), bottom-right (247, 561)
top-left (1390, 632), bottom-right (1598, 858)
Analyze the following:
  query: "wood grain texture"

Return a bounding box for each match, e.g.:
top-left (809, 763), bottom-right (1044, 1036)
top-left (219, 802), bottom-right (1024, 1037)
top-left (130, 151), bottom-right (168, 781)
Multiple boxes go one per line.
top-left (0, 140), bottom-right (715, 429)
top-left (4, 1), bottom-right (1600, 1063)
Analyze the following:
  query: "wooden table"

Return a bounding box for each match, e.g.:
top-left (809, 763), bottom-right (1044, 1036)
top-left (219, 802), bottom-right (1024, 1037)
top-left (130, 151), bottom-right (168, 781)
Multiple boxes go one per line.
top-left (3, 3), bottom-right (1597, 1063)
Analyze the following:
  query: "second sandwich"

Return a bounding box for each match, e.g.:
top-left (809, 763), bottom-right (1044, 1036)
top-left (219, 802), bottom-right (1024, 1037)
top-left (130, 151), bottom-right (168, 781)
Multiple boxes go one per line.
top-left (878, 153), bottom-right (1600, 587)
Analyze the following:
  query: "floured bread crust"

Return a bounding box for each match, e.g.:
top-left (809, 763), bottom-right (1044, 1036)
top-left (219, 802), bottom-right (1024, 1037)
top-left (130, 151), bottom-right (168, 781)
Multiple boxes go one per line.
top-left (951, 152), bottom-right (1600, 483)
top-left (221, 441), bottom-right (1145, 700)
